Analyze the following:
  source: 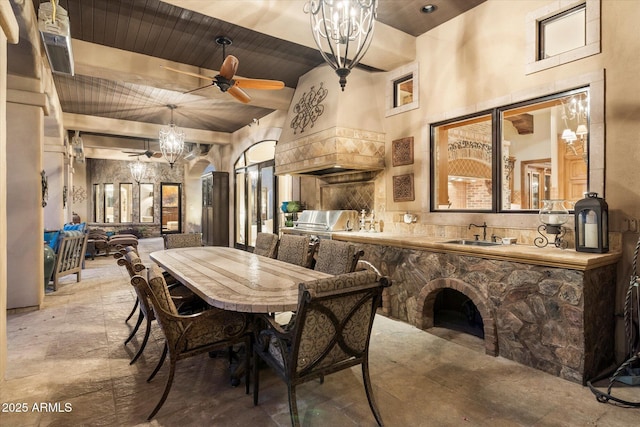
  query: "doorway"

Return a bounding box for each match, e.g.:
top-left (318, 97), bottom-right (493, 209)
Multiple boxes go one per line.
top-left (160, 182), bottom-right (182, 234)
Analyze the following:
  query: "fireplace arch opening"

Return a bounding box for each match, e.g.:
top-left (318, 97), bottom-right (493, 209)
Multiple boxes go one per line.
top-left (416, 278), bottom-right (497, 356)
top-left (434, 288), bottom-right (484, 339)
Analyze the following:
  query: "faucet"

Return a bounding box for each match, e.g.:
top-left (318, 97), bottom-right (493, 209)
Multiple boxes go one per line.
top-left (491, 234), bottom-right (502, 243)
top-left (468, 222), bottom-right (487, 241)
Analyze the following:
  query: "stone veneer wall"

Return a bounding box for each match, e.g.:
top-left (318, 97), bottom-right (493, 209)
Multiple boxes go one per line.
top-left (357, 242), bottom-right (616, 384)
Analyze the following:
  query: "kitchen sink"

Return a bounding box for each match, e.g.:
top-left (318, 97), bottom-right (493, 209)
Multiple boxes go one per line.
top-left (444, 239), bottom-right (502, 247)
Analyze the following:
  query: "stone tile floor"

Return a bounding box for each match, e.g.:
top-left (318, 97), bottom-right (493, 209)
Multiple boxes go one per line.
top-left (1, 238), bottom-right (638, 426)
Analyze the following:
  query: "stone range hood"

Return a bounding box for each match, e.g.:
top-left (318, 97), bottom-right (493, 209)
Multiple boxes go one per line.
top-left (275, 65), bottom-right (385, 178)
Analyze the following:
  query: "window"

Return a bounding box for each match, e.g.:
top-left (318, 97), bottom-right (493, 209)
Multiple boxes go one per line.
top-left (431, 87), bottom-right (591, 212)
top-left (120, 183), bottom-right (133, 223)
top-left (526, 0), bottom-right (600, 74)
top-left (386, 62), bottom-right (419, 116)
top-left (104, 184), bottom-right (114, 222)
top-left (139, 183), bottom-right (154, 222)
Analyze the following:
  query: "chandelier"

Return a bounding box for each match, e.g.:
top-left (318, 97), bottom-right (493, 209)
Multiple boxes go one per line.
top-left (561, 92), bottom-right (589, 145)
top-left (129, 158), bottom-right (146, 183)
top-left (305, 0), bottom-right (378, 91)
top-left (159, 104), bottom-right (185, 168)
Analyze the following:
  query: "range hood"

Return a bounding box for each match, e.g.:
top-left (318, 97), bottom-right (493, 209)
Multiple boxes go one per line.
top-left (275, 65), bottom-right (385, 177)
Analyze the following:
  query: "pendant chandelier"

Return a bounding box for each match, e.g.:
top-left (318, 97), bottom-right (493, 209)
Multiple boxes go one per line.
top-left (306, 0), bottom-right (378, 91)
top-left (159, 104), bottom-right (185, 168)
top-left (129, 158), bottom-right (146, 183)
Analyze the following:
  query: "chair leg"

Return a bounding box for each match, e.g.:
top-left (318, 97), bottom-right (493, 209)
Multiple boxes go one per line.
top-left (244, 336), bottom-right (251, 395)
top-left (288, 384), bottom-right (300, 427)
top-left (129, 313), bottom-right (152, 365)
top-left (362, 361), bottom-right (384, 427)
top-left (147, 342), bottom-right (168, 383)
top-left (124, 309), bottom-right (144, 345)
top-left (125, 297), bottom-right (139, 323)
top-left (147, 356), bottom-right (177, 420)
top-left (252, 350), bottom-right (260, 406)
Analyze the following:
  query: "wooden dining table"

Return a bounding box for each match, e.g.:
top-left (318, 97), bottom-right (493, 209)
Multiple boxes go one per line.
top-left (149, 246), bottom-right (332, 313)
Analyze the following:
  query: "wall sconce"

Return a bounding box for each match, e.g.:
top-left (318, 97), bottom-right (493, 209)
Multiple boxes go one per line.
top-left (575, 192), bottom-right (609, 253)
top-left (535, 199), bottom-right (569, 249)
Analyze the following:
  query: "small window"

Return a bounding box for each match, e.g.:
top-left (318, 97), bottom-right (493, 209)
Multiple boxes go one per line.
top-left (539, 4), bottom-right (586, 60)
top-left (394, 75), bottom-right (414, 108)
top-left (526, 0), bottom-right (600, 74)
top-left (386, 62), bottom-right (419, 117)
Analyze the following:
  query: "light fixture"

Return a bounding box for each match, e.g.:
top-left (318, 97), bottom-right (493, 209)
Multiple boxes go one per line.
top-left (305, 0), bottom-right (378, 91)
top-left (421, 4), bottom-right (437, 14)
top-left (129, 157), bottom-right (146, 184)
top-left (159, 104), bottom-right (185, 168)
top-left (560, 92), bottom-right (589, 144)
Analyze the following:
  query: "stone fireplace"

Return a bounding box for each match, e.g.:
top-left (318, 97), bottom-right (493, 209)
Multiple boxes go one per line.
top-left (354, 241), bottom-right (617, 384)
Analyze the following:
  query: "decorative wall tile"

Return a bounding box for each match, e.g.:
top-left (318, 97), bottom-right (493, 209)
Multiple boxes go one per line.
top-left (393, 173), bottom-right (414, 202)
top-left (392, 136), bottom-right (414, 166)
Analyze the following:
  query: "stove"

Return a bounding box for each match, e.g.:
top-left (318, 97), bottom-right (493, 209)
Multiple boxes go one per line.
top-left (286, 210), bottom-right (360, 240)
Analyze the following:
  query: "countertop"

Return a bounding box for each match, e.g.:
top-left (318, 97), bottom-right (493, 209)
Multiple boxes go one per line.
top-left (330, 231), bottom-right (621, 271)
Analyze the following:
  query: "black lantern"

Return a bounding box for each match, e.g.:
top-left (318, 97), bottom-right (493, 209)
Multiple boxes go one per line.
top-left (574, 192), bottom-right (608, 253)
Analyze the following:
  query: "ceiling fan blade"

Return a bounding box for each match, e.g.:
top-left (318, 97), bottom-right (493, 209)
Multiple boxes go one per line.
top-left (234, 78), bottom-right (285, 90)
top-left (152, 152), bottom-right (163, 158)
top-left (227, 85), bottom-right (251, 103)
top-left (161, 65), bottom-right (213, 81)
top-left (219, 55), bottom-right (239, 80)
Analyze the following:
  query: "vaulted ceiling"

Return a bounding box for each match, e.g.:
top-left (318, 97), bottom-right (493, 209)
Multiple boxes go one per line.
top-left (10, 0), bottom-right (485, 158)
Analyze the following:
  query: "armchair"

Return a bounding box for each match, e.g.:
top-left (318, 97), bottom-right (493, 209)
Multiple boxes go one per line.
top-left (252, 270), bottom-right (391, 427)
top-left (131, 266), bottom-right (252, 420)
top-left (163, 232), bottom-right (203, 249)
top-left (276, 234), bottom-right (314, 268)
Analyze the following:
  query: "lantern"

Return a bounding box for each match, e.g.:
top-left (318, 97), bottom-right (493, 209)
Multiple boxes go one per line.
top-left (574, 192), bottom-right (608, 253)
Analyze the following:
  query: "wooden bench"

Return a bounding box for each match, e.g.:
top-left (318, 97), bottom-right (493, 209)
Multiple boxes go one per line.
top-left (51, 230), bottom-right (89, 291)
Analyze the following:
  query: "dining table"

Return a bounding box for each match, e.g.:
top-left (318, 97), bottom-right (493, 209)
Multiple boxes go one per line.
top-left (149, 246), bottom-right (332, 313)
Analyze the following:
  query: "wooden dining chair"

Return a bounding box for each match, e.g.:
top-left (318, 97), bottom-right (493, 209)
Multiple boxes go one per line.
top-left (253, 232), bottom-right (279, 258)
top-left (276, 234), bottom-right (313, 268)
top-left (313, 239), bottom-right (364, 275)
top-left (252, 270), bottom-right (392, 427)
top-left (163, 233), bottom-right (203, 249)
top-left (131, 266), bottom-right (252, 420)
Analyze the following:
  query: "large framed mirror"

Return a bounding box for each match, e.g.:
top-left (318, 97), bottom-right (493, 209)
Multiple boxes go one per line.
top-left (431, 87), bottom-right (589, 212)
top-left (139, 183), bottom-right (154, 222)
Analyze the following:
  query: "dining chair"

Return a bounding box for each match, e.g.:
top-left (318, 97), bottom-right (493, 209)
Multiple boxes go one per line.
top-left (313, 239), bottom-right (364, 275)
top-left (118, 252), bottom-right (201, 365)
top-left (276, 234), bottom-right (313, 268)
top-left (131, 266), bottom-right (252, 420)
top-left (113, 245), bottom-right (141, 323)
top-left (252, 270), bottom-right (392, 427)
top-left (253, 232), bottom-right (279, 258)
top-left (163, 233), bottom-right (203, 249)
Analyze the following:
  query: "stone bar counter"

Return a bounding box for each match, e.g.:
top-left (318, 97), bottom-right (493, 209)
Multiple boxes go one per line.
top-left (331, 231), bottom-right (621, 384)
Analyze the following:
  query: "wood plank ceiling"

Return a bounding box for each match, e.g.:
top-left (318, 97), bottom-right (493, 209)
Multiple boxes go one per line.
top-left (27, 0), bottom-right (485, 155)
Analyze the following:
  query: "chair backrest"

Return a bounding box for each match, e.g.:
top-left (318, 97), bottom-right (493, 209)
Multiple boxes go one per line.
top-left (117, 251), bottom-right (146, 278)
top-left (254, 232), bottom-right (279, 258)
top-left (131, 266), bottom-right (183, 343)
top-left (164, 233), bottom-right (203, 249)
top-left (276, 234), bottom-right (311, 267)
top-left (313, 239), bottom-right (364, 275)
top-left (289, 270), bottom-right (391, 378)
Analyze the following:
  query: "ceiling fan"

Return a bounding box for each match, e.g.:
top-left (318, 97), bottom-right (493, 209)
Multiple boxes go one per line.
top-left (122, 140), bottom-right (162, 158)
top-left (161, 36), bottom-right (285, 103)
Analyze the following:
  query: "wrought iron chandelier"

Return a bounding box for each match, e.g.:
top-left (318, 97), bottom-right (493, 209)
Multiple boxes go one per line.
top-left (159, 104), bottom-right (185, 168)
top-left (306, 0), bottom-right (378, 91)
top-left (129, 158), bottom-right (146, 183)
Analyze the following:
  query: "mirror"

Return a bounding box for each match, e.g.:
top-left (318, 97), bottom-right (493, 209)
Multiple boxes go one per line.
top-left (104, 184), bottom-right (115, 222)
top-left (431, 87), bottom-right (589, 212)
top-left (431, 113), bottom-right (493, 210)
top-left (502, 88), bottom-right (588, 210)
top-left (120, 183), bottom-right (133, 222)
top-left (139, 183), bottom-right (154, 222)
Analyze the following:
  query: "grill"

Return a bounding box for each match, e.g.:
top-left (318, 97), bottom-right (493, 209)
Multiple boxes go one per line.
top-left (288, 210), bottom-right (359, 239)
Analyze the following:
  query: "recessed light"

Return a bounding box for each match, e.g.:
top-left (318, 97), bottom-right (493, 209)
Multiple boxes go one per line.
top-left (421, 4), bottom-right (437, 14)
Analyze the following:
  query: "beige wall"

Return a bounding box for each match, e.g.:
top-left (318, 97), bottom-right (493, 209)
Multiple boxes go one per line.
top-left (379, 0), bottom-right (640, 360)
top-left (1, 3), bottom-right (19, 379)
